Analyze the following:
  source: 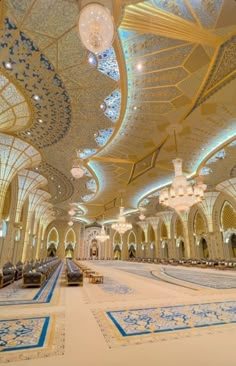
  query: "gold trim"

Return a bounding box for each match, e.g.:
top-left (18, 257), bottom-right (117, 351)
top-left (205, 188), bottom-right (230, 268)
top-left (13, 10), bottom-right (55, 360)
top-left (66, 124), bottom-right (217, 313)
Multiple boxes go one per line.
top-left (122, 3), bottom-right (221, 47)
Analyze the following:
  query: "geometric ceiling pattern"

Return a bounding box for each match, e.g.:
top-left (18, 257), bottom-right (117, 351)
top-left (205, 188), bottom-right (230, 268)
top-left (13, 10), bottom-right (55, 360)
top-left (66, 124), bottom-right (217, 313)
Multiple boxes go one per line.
top-left (1, 0), bottom-right (236, 223)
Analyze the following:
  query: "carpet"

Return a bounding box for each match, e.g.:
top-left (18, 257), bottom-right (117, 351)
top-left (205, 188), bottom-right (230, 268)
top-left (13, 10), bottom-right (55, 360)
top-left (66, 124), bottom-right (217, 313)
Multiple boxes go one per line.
top-left (162, 267), bottom-right (236, 289)
top-left (93, 300), bottom-right (236, 347)
top-left (0, 263), bottom-right (63, 306)
top-left (0, 312), bottom-right (65, 363)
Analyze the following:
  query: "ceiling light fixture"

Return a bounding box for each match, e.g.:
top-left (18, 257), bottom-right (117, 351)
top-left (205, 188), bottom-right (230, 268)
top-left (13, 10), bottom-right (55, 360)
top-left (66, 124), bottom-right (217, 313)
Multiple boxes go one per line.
top-left (68, 208), bottom-right (75, 216)
top-left (111, 196), bottom-right (132, 234)
top-left (96, 219), bottom-right (110, 242)
top-left (159, 129), bottom-right (206, 212)
top-left (68, 221), bottom-right (74, 226)
top-left (4, 61), bottom-right (12, 70)
top-left (70, 158), bottom-right (84, 179)
top-left (33, 95), bottom-right (40, 101)
top-left (78, 1), bottom-right (115, 54)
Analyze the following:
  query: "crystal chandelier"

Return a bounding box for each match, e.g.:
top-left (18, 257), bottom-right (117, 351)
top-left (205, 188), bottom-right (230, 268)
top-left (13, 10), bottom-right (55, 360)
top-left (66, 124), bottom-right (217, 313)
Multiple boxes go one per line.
top-left (78, 1), bottom-right (115, 54)
top-left (112, 206), bottom-right (132, 234)
top-left (159, 158), bottom-right (206, 212)
top-left (70, 158), bottom-right (84, 179)
top-left (96, 224), bottom-right (110, 242)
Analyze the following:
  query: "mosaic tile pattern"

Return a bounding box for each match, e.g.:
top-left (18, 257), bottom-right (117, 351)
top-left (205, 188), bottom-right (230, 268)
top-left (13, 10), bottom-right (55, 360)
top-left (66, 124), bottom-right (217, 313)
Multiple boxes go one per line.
top-left (107, 300), bottom-right (236, 337)
top-left (97, 47), bottom-right (120, 81)
top-left (103, 89), bottom-right (121, 123)
top-left (0, 317), bottom-right (49, 352)
top-left (0, 18), bottom-right (71, 148)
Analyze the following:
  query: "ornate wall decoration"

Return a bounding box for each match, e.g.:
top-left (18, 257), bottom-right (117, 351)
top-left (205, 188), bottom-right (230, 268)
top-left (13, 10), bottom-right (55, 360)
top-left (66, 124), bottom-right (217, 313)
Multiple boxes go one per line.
top-left (191, 36), bottom-right (236, 112)
top-left (151, 0), bottom-right (195, 23)
top-left (96, 47), bottom-right (120, 81)
top-left (34, 162), bottom-right (74, 204)
top-left (128, 141), bottom-right (166, 183)
top-left (103, 89), bottom-right (121, 122)
top-left (0, 18), bottom-right (71, 148)
top-left (0, 72), bottom-right (31, 132)
top-left (95, 128), bottom-right (114, 147)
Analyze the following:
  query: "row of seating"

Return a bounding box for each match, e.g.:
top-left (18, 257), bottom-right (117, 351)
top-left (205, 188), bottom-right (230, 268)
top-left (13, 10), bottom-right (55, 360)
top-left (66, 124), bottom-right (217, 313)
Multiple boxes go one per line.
top-left (128, 257), bottom-right (236, 270)
top-left (23, 257), bottom-right (61, 287)
top-left (0, 261), bottom-right (23, 288)
top-left (65, 259), bottom-right (83, 286)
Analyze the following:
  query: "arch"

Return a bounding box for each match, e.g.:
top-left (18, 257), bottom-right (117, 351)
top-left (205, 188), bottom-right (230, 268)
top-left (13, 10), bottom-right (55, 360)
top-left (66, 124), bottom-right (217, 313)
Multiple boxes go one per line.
top-left (65, 243), bottom-right (74, 259)
top-left (47, 243), bottom-right (57, 257)
top-left (160, 221), bottom-right (168, 239)
top-left (47, 227), bottom-right (59, 249)
top-left (149, 225), bottom-right (155, 242)
top-left (161, 239), bottom-right (169, 258)
top-left (128, 230), bottom-right (137, 244)
top-left (196, 235), bottom-right (209, 258)
top-left (223, 229), bottom-right (236, 258)
top-left (176, 236), bottom-right (185, 258)
top-left (193, 211), bottom-right (208, 235)
top-left (127, 231), bottom-right (137, 258)
top-left (175, 216), bottom-right (184, 237)
top-left (65, 228), bottom-right (76, 246)
top-left (220, 201), bottom-right (236, 231)
top-left (113, 231), bottom-right (122, 260)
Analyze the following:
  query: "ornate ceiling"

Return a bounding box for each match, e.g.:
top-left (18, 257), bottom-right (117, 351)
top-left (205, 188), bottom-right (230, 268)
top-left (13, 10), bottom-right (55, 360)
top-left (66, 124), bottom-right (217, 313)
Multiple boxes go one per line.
top-left (0, 0), bottom-right (236, 223)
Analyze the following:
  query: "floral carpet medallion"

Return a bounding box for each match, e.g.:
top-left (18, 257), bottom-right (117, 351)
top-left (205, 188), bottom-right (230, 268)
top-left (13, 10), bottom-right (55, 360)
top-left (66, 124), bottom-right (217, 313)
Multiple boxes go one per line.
top-left (0, 312), bottom-right (65, 363)
top-left (0, 317), bottom-right (49, 352)
top-left (93, 301), bottom-right (236, 347)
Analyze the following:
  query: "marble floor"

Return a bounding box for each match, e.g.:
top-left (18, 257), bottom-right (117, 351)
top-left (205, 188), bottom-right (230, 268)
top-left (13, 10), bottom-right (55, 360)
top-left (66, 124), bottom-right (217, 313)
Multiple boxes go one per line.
top-left (1, 260), bottom-right (236, 365)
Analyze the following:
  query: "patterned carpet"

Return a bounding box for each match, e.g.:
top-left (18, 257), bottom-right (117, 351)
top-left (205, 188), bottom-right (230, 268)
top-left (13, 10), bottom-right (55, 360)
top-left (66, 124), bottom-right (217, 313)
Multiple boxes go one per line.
top-left (99, 277), bottom-right (133, 295)
top-left (0, 316), bottom-right (50, 351)
top-left (162, 267), bottom-right (236, 289)
top-left (0, 312), bottom-right (65, 363)
top-left (93, 300), bottom-right (236, 348)
top-left (0, 263), bottom-right (63, 306)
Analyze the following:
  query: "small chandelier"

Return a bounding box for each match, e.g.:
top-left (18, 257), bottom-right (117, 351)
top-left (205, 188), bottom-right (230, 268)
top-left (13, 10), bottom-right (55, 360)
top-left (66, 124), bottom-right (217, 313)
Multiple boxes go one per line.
top-left (78, 1), bottom-right (115, 54)
top-left (96, 224), bottom-right (110, 242)
top-left (159, 158), bottom-right (206, 212)
top-left (139, 212), bottom-right (146, 221)
top-left (70, 158), bottom-right (84, 179)
top-left (68, 221), bottom-right (74, 227)
top-left (68, 208), bottom-right (75, 216)
top-left (112, 206), bottom-right (132, 235)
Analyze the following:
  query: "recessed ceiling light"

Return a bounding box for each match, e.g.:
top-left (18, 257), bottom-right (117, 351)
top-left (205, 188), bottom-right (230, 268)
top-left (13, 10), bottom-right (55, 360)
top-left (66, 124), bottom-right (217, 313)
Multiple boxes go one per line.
top-left (33, 95), bottom-right (40, 101)
top-left (133, 106), bottom-right (137, 110)
top-left (58, 185), bottom-right (61, 188)
top-left (37, 118), bottom-right (43, 123)
top-left (4, 61), bottom-right (12, 70)
top-left (35, 167), bottom-right (39, 170)
top-left (27, 131), bottom-right (31, 135)
top-left (136, 63), bottom-right (142, 71)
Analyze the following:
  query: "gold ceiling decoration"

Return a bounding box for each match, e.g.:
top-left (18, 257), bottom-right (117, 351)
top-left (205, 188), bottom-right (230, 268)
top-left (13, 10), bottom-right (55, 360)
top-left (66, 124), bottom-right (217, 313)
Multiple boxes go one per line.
top-left (1, 0), bottom-right (236, 222)
top-left (122, 2), bottom-right (220, 46)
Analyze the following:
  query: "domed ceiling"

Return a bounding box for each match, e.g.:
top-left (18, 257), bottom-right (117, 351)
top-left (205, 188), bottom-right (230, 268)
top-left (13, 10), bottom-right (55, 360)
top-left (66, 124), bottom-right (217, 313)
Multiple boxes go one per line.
top-left (0, 0), bottom-right (236, 223)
